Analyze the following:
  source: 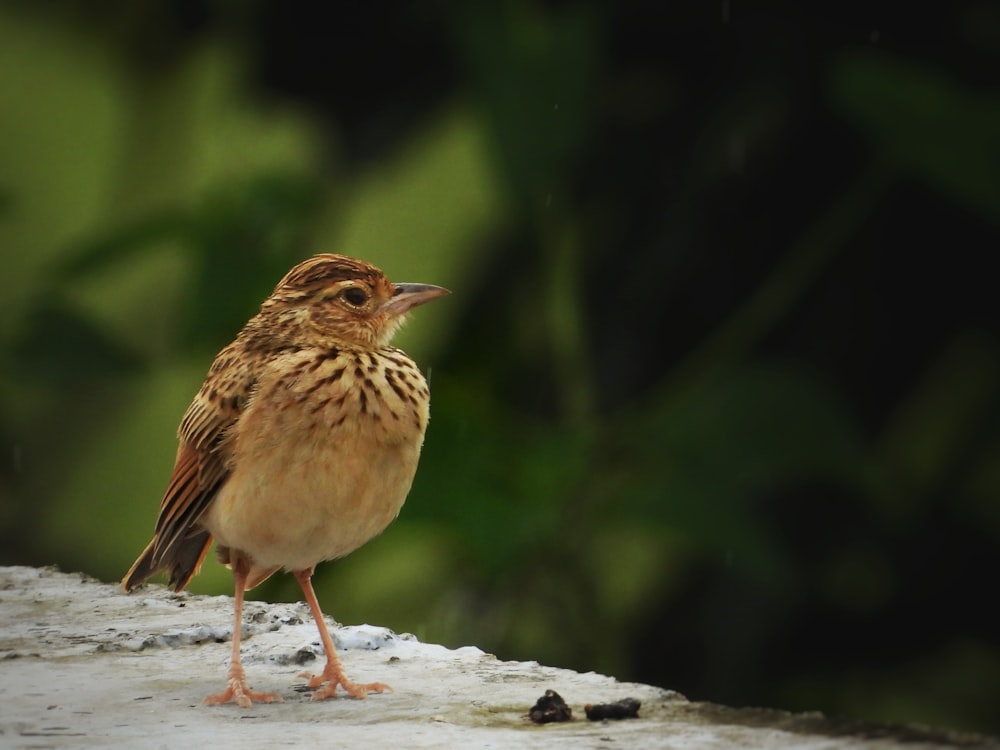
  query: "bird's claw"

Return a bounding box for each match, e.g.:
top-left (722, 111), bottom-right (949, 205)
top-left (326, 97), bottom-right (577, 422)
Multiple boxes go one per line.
top-left (204, 674), bottom-right (282, 708)
top-left (297, 668), bottom-right (392, 700)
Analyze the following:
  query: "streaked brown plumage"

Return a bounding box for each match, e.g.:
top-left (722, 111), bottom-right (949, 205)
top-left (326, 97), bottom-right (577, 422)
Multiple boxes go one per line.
top-left (122, 253), bottom-right (449, 707)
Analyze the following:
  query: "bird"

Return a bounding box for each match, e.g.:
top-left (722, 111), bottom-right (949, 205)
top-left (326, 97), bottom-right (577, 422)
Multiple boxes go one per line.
top-left (121, 253), bottom-right (449, 708)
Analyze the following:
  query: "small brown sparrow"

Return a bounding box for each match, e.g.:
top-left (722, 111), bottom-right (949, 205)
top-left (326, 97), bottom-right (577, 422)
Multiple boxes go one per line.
top-left (122, 253), bottom-right (449, 707)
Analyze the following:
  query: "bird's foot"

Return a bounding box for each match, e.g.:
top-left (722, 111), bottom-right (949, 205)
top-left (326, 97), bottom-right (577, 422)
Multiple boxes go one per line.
top-left (297, 664), bottom-right (392, 700)
top-left (204, 668), bottom-right (282, 708)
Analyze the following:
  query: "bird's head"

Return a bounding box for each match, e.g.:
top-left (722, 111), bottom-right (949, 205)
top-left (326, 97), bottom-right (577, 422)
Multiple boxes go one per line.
top-left (262, 254), bottom-right (449, 348)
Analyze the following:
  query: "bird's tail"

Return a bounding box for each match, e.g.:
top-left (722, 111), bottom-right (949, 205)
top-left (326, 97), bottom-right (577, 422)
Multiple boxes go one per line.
top-left (121, 530), bottom-right (213, 593)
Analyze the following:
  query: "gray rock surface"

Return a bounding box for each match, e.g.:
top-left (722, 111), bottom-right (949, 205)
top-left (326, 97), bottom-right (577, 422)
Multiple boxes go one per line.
top-left (0, 566), bottom-right (994, 749)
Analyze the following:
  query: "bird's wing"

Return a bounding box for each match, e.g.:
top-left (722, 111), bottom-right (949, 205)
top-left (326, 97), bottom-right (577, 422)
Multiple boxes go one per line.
top-left (152, 362), bottom-right (250, 561)
top-left (122, 346), bottom-right (253, 591)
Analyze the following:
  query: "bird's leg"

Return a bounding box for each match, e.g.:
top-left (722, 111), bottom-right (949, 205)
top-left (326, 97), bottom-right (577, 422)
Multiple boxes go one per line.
top-left (294, 568), bottom-right (392, 700)
top-left (204, 556), bottom-right (282, 707)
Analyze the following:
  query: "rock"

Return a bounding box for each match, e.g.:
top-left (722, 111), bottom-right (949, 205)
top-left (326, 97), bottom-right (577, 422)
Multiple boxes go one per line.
top-left (0, 566), bottom-right (994, 749)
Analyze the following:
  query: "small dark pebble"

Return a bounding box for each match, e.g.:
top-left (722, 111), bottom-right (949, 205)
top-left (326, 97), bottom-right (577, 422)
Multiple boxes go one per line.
top-left (584, 698), bottom-right (641, 721)
top-left (293, 648), bottom-right (317, 665)
top-left (529, 689), bottom-right (572, 724)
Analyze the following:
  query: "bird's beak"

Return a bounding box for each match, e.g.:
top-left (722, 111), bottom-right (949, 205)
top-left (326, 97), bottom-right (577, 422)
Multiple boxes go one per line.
top-left (381, 283), bottom-right (450, 317)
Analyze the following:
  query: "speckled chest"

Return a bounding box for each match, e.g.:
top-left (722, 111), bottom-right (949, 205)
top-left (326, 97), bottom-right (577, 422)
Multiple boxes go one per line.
top-left (248, 345), bottom-right (431, 445)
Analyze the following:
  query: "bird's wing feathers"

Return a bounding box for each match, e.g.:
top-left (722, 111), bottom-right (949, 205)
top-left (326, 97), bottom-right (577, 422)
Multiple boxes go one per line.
top-left (122, 347), bottom-right (255, 592)
top-left (151, 371), bottom-right (248, 560)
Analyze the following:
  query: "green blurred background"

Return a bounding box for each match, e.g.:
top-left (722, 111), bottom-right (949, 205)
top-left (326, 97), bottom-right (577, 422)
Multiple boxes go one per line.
top-left (1, 0), bottom-right (998, 737)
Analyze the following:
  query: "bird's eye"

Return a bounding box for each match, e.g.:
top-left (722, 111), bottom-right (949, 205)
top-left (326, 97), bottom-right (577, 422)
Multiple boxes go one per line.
top-left (342, 287), bottom-right (368, 306)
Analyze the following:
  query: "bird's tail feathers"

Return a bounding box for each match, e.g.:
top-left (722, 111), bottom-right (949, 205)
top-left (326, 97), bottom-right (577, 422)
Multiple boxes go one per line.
top-left (121, 531), bottom-right (213, 593)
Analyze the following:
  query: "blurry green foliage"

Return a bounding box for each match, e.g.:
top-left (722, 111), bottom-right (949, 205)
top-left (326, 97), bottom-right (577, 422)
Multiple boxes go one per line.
top-left (626, 365), bottom-right (868, 579)
top-left (830, 49), bottom-right (1000, 223)
top-left (456, 3), bottom-right (601, 207)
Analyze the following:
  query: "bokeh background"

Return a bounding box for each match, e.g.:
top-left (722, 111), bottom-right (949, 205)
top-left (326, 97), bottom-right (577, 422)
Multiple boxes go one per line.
top-left (2, 0), bottom-right (998, 737)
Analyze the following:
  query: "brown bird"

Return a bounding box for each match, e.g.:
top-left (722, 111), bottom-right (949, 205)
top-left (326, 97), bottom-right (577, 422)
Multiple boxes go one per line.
top-left (122, 253), bottom-right (449, 707)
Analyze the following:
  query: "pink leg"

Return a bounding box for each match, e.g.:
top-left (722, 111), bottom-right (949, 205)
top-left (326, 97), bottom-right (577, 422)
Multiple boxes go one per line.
top-left (294, 568), bottom-right (392, 700)
top-left (204, 557), bottom-right (282, 707)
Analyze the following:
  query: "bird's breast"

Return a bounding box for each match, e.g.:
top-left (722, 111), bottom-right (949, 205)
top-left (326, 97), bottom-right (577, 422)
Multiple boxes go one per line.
top-left (202, 347), bottom-right (431, 570)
